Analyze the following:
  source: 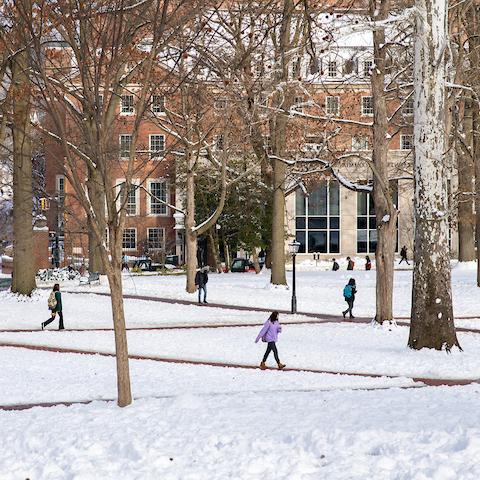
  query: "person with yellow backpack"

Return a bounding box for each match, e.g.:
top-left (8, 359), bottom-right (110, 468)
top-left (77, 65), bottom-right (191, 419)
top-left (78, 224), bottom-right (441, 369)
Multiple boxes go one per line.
top-left (42, 283), bottom-right (64, 330)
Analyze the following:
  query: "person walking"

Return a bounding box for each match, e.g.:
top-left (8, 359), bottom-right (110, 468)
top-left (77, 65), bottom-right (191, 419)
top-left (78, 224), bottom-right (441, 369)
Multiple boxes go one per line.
top-left (332, 258), bottom-right (339, 271)
top-left (255, 311), bottom-right (285, 370)
top-left (365, 255), bottom-right (372, 271)
top-left (42, 283), bottom-right (64, 330)
top-left (342, 278), bottom-right (357, 319)
top-left (347, 256), bottom-right (355, 270)
top-left (195, 266), bottom-right (209, 304)
top-left (399, 246), bottom-right (410, 265)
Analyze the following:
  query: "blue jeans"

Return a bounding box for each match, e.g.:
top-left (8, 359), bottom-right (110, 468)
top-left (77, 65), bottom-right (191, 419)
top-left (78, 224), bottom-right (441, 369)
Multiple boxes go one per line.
top-left (198, 285), bottom-right (207, 302)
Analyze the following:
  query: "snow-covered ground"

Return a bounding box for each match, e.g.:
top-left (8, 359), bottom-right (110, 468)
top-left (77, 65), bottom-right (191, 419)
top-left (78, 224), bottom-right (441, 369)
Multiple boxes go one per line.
top-left (2, 265), bottom-right (480, 479)
top-left (50, 260), bottom-right (480, 318)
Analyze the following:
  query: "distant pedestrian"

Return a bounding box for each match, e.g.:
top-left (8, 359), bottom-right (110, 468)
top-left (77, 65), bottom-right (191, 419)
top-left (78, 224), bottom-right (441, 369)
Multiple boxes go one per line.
top-left (347, 256), bottom-right (355, 270)
top-left (121, 255), bottom-right (130, 271)
top-left (42, 283), bottom-right (64, 330)
top-left (365, 255), bottom-right (372, 271)
top-left (332, 258), bottom-right (339, 271)
top-left (399, 246), bottom-right (410, 265)
top-left (195, 266), bottom-right (209, 304)
top-left (342, 278), bottom-right (357, 319)
top-left (255, 311), bottom-right (285, 370)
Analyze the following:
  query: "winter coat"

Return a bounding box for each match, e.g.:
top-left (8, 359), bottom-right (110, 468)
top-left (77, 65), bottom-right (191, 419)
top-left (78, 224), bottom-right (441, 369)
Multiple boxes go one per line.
top-left (195, 271), bottom-right (208, 287)
top-left (255, 320), bottom-right (282, 343)
top-left (343, 285), bottom-right (357, 301)
top-left (332, 261), bottom-right (339, 271)
top-left (365, 260), bottom-right (371, 271)
top-left (400, 247), bottom-right (408, 259)
top-left (54, 291), bottom-right (62, 312)
top-left (347, 260), bottom-right (355, 270)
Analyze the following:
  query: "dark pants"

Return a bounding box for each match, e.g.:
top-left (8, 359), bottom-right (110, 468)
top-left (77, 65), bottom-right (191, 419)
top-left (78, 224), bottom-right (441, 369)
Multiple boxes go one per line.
top-left (44, 311), bottom-right (64, 329)
top-left (198, 285), bottom-right (207, 302)
top-left (399, 257), bottom-right (410, 265)
top-left (262, 342), bottom-right (280, 363)
top-left (343, 298), bottom-right (354, 318)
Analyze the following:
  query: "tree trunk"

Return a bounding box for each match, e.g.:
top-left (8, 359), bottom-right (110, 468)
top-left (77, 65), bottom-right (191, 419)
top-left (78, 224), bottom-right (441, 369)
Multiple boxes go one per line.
top-left (457, 96), bottom-right (476, 262)
top-left (474, 102), bottom-right (480, 286)
top-left (106, 264), bottom-right (132, 407)
top-left (11, 43), bottom-right (36, 295)
top-left (224, 241), bottom-right (231, 272)
top-left (408, 0), bottom-right (460, 350)
top-left (370, 0), bottom-right (397, 324)
top-left (207, 229), bottom-right (222, 273)
top-left (87, 168), bottom-right (106, 273)
top-left (185, 155), bottom-right (197, 293)
top-left (252, 247), bottom-right (261, 274)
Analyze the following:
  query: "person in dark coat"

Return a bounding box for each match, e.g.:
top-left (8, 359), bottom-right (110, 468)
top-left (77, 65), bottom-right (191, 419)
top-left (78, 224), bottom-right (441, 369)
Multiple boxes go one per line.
top-left (342, 278), bottom-right (357, 319)
top-left (42, 283), bottom-right (64, 330)
top-left (332, 258), bottom-right (339, 271)
top-left (347, 256), bottom-right (355, 270)
top-left (365, 255), bottom-right (372, 271)
top-left (195, 266), bottom-right (209, 304)
top-left (399, 246), bottom-right (410, 265)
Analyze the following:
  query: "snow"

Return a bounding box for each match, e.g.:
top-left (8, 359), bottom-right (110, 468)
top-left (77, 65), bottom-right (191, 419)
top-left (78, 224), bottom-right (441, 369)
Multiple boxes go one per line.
top-left (2, 265), bottom-right (480, 478)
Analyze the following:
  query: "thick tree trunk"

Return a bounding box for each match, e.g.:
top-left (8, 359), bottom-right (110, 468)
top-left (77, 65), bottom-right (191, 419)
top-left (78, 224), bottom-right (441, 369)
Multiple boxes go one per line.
top-left (370, 0), bottom-right (397, 324)
top-left (87, 168), bottom-right (106, 273)
top-left (457, 97), bottom-right (475, 262)
top-left (185, 157), bottom-right (197, 293)
top-left (11, 44), bottom-right (36, 295)
top-left (207, 229), bottom-right (222, 273)
top-left (224, 241), bottom-right (231, 272)
top-left (252, 247), bottom-right (261, 274)
top-left (106, 263), bottom-right (132, 407)
top-left (408, 0), bottom-right (460, 350)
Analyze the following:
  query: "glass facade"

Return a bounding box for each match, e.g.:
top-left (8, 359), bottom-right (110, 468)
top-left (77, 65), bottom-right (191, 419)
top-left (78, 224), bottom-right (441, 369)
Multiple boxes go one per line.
top-left (357, 181), bottom-right (398, 253)
top-left (295, 180), bottom-right (340, 254)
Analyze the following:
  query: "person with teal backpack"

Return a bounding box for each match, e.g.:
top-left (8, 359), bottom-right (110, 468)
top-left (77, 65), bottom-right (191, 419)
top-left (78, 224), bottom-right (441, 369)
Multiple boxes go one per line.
top-left (342, 278), bottom-right (357, 319)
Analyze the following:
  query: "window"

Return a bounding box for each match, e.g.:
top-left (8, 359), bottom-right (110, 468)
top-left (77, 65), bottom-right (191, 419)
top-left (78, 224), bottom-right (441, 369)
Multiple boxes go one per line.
top-left (293, 96), bottom-right (304, 113)
top-left (327, 60), bottom-right (338, 78)
top-left (326, 96), bottom-right (340, 115)
top-left (295, 180), bottom-right (340, 254)
top-left (119, 134), bottom-right (132, 159)
top-left (304, 135), bottom-right (324, 154)
top-left (121, 94), bottom-right (134, 114)
top-left (148, 179), bottom-right (168, 215)
top-left (119, 182), bottom-right (139, 216)
top-left (214, 134), bottom-right (225, 151)
top-left (403, 97), bottom-right (414, 116)
top-left (147, 228), bottom-right (165, 250)
top-left (352, 136), bottom-right (369, 151)
top-left (149, 134), bottom-right (165, 159)
top-left (357, 181), bottom-right (398, 253)
top-left (361, 96), bottom-right (374, 115)
top-left (122, 228), bottom-right (136, 250)
top-left (291, 58), bottom-right (301, 78)
top-left (152, 95), bottom-right (165, 114)
top-left (362, 59), bottom-right (373, 77)
top-left (55, 175), bottom-right (65, 195)
top-left (214, 98), bottom-right (227, 110)
top-left (400, 134), bottom-right (413, 150)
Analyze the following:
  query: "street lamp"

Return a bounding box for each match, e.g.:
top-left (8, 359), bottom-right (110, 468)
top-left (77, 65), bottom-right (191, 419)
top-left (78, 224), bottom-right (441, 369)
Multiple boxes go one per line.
top-left (288, 240), bottom-right (301, 314)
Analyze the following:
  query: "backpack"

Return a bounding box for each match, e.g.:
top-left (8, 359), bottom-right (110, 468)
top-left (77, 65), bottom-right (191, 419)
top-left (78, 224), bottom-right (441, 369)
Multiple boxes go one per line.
top-left (343, 285), bottom-right (353, 299)
top-left (48, 291), bottom-right (57, 310)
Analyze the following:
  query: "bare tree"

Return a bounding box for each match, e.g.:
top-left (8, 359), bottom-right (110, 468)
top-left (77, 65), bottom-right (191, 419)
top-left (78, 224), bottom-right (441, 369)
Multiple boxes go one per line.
top-left (408, 0), bottom-right (460, 350)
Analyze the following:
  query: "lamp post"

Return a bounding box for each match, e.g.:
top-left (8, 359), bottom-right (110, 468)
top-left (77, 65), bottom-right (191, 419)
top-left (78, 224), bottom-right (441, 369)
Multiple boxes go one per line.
top-left (288, 240), bottom-right (301, 313)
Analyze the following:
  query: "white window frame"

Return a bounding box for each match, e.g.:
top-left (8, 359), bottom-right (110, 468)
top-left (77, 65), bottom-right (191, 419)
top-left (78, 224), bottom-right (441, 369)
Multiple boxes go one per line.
top-left (292, 96), bottom-right (304, 113)
top-left (149, 134), bottom-right (165, 159)
top-left (400, 134), bottom-right (414, 151)
top-left (147, 227), bottom-right (166, 251)
top-left (361, 96), bottom-right (374, 116)
top-left (119, 134), bottom-right (132, 160)
top-left (403, 97), bottom-right (414, 116)
top-left (325, 96), bottom-right (340, 116)
top-left (327, 60), bottom-right (339, 78)
top-left (117, 178), bottom-right (140, 216)
top-left (151, 95), bottom-right (166, 114)
top-left (122, 228), bottom-right (137, 251)
top-left (147, 178), bottom-right (169, 216)
top-left (55, 174), bottom-right (65, 195)
top-left (120, 94), bottom-right (134, 115)
top-left (361, 59), bottom-right (373, 77)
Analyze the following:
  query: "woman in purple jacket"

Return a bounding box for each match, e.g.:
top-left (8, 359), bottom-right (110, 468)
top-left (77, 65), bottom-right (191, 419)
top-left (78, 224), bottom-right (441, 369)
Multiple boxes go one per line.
top-left (255, 311), bottom-right (286, 370)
